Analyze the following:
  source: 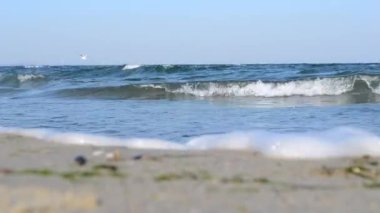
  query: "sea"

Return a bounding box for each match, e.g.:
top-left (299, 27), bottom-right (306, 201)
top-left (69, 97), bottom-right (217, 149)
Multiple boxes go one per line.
top-left (1, 64), bottom-right (380, 158)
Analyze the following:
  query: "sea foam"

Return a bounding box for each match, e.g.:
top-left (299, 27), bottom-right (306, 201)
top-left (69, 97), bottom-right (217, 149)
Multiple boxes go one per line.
top-left (23, 65), bottom-right (43, 69)
top-left (1, 126), bottom-right (380, 159)
top-left (122, 64), bottom-right (141, 70)
top-left (172, 76), bottom-right (380, 97)
top-left (17, 74), bottom-right (45, 83)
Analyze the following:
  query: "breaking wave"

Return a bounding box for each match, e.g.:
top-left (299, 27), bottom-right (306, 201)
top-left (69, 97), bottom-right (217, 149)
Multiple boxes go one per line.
top-left (172, 76), bottom-right (380, 97)
top-left (17, 74), bottom-right (45, 83)
top-left (122, 64), bottom-right (141, 70)
top-left (23, 65), bottom-right (44, 69)
top-left (56, 75), bottom-right (380, 99)
top-left (1, 126), bottom-right (380, 159)
top-left (0, 73), bottom-right (46, 87)
top-left (120, 64), bottom-right (235, 74)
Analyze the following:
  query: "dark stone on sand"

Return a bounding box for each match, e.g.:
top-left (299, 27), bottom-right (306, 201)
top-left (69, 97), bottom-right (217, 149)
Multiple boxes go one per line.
top-left (0, 168), bottom-right (14, 174)
top-left (133, 154), bottom-right (143, 160)
top-left (75, 156), bottom-right (87, 166)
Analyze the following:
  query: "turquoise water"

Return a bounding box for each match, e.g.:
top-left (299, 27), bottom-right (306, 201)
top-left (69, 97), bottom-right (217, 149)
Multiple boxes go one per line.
top-left (1, 64), bottom-right (380, 158)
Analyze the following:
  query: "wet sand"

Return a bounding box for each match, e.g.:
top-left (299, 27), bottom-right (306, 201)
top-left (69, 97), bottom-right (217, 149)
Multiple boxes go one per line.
top-left (1, 134), bottom-right (380, 213)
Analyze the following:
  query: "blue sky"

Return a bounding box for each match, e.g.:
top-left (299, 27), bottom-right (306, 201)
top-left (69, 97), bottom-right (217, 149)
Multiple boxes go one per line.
top-left (0, 0), bottom-right (379, 65)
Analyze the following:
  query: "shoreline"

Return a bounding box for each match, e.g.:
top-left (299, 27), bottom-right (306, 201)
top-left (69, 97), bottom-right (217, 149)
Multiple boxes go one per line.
top-left (2, 126), bottom-right (380, 159)
top-left (1, 134), bottom-right (380, 212)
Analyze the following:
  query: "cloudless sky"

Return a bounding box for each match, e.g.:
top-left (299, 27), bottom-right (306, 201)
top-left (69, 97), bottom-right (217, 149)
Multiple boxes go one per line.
top-left (0, 0), bottom-right (379, 65)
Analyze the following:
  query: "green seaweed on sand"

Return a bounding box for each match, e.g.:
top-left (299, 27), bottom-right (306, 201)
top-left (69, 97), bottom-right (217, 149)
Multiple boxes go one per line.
top-left (20, 169), bottom-right (54, 177)
top-left (60, 170), bottom-right (101, 181)
top-left (154, 173), bottom-right (183, 182)
top-left (220, 176), bottom-right (270, 184)
top-left (60, 164), bottom-right (125, 180)
top-left (364, 182), bottom-right (380, 189)
top-left (345, 165), bottom-right (377, 180)
top-left (12, 164), bottom-right (125, 180)
top-left (154, 170), bottom-right (212, 182)
top-left (352, 155), bottom-right (379, 167)
top-left (253, 177), bottom-right (270, 184)
top-left (93, 164), bottom-right (118, 172)
top-left (318, 156), bottom-right (380, 188)
top-left (220, 175), bottom-right (245, 184)
top-left (92, 164), bottom-right (124, 178)
top-left (221, 176), bottom-right (326, 191)
top-left (154, 170), bottom-right (271, 186)
top-left (319, 156), bottom-right (380, 180)
top-left (154, 171), bottom-right (323, 191)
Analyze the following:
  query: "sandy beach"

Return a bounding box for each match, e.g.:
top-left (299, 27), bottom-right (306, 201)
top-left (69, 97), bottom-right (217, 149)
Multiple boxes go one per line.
top-left (2, 0), bottom-right (380, 212)
top-left (1, 134), bottom-right (380, 213)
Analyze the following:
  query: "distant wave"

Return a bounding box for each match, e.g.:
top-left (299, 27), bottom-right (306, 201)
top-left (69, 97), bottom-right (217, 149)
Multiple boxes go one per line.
top-left (55, 75), bottom-right (380, 100)
top-left (0, 73), bottom-right (47, 87)
top-left (56, 84), bottom-right (169, 99)
top-left (23, 65), bottom-right (44, 69)
top-left (121, 64), bottom-right (180, 72)
top-left (1, 64), bottom-right (378, 88)
top-left (120, 64), bottom-right (234, 73)
top-left (1, 64), bottom-right (379, 101)
top-left (122, 64), bottom-right (142, 70)
top-left (1, 126), bottom-right (380, 159)
top-left (17, 74), bottom-right (45, 82)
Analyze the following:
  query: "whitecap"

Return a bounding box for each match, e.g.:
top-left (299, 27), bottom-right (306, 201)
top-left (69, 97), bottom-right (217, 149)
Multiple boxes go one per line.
top-left (172, 76), bottom-right (380, 97)
top-left (17, 74), bottom-right (45, 83)
top-left (122, 64), bottom-right (141, 70)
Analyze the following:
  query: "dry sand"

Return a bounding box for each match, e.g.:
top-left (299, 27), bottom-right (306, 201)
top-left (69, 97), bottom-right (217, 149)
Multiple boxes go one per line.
top-left (1, 134), bottom-right (380, 213)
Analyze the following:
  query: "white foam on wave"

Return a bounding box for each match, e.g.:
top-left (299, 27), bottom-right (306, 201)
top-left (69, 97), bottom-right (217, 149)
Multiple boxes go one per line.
top-left (122, 64), bottom-right (141, 70)
top-left (1, 126), bottom-right (380, 159)
top-left (139, 84), bottom-right (165, 89)
top-left (172, 76), bottom-right (380, 97)
top-left (17, 74), bottom-right (45, 83)
top-left (23, 65), bottom-right (43, 69)
top-left (360, 75), bottom-right (380, 94)
top-left (162, 64), bottom-right (174, 69)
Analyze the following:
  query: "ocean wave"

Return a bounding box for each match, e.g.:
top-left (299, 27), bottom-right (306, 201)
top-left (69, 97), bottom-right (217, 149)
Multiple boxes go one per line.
top-left (122, 64), bottom-right (142, 70)
top-left (56, 84), bottom-right (169, 99)
top-left (121, 64), bottom-right (219, 73)
top-left (1, 126), bottom-right (380, 159)
top-left (124, 64), bottom-right (182, 73)
top-left (54, 75), bottom-right (380, 100)
top-left (172, 76), bottom-right (380, 97)
top-left (2, 64), bottom-right (378, 90)
top-left (0, 73), bottom-right (47, 87)
top-left (17, 74), bottom-right (45, 82)
top-left (23, 65), bottom-right (44, 69)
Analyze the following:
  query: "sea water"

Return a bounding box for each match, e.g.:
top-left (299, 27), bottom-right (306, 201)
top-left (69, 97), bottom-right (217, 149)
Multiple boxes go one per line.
top-left (1, 64), bottom-right (380, 158)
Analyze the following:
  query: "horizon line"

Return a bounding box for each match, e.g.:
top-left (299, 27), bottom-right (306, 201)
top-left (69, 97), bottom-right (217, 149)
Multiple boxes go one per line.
top-left (0, 61), bottom-right (379, 66)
